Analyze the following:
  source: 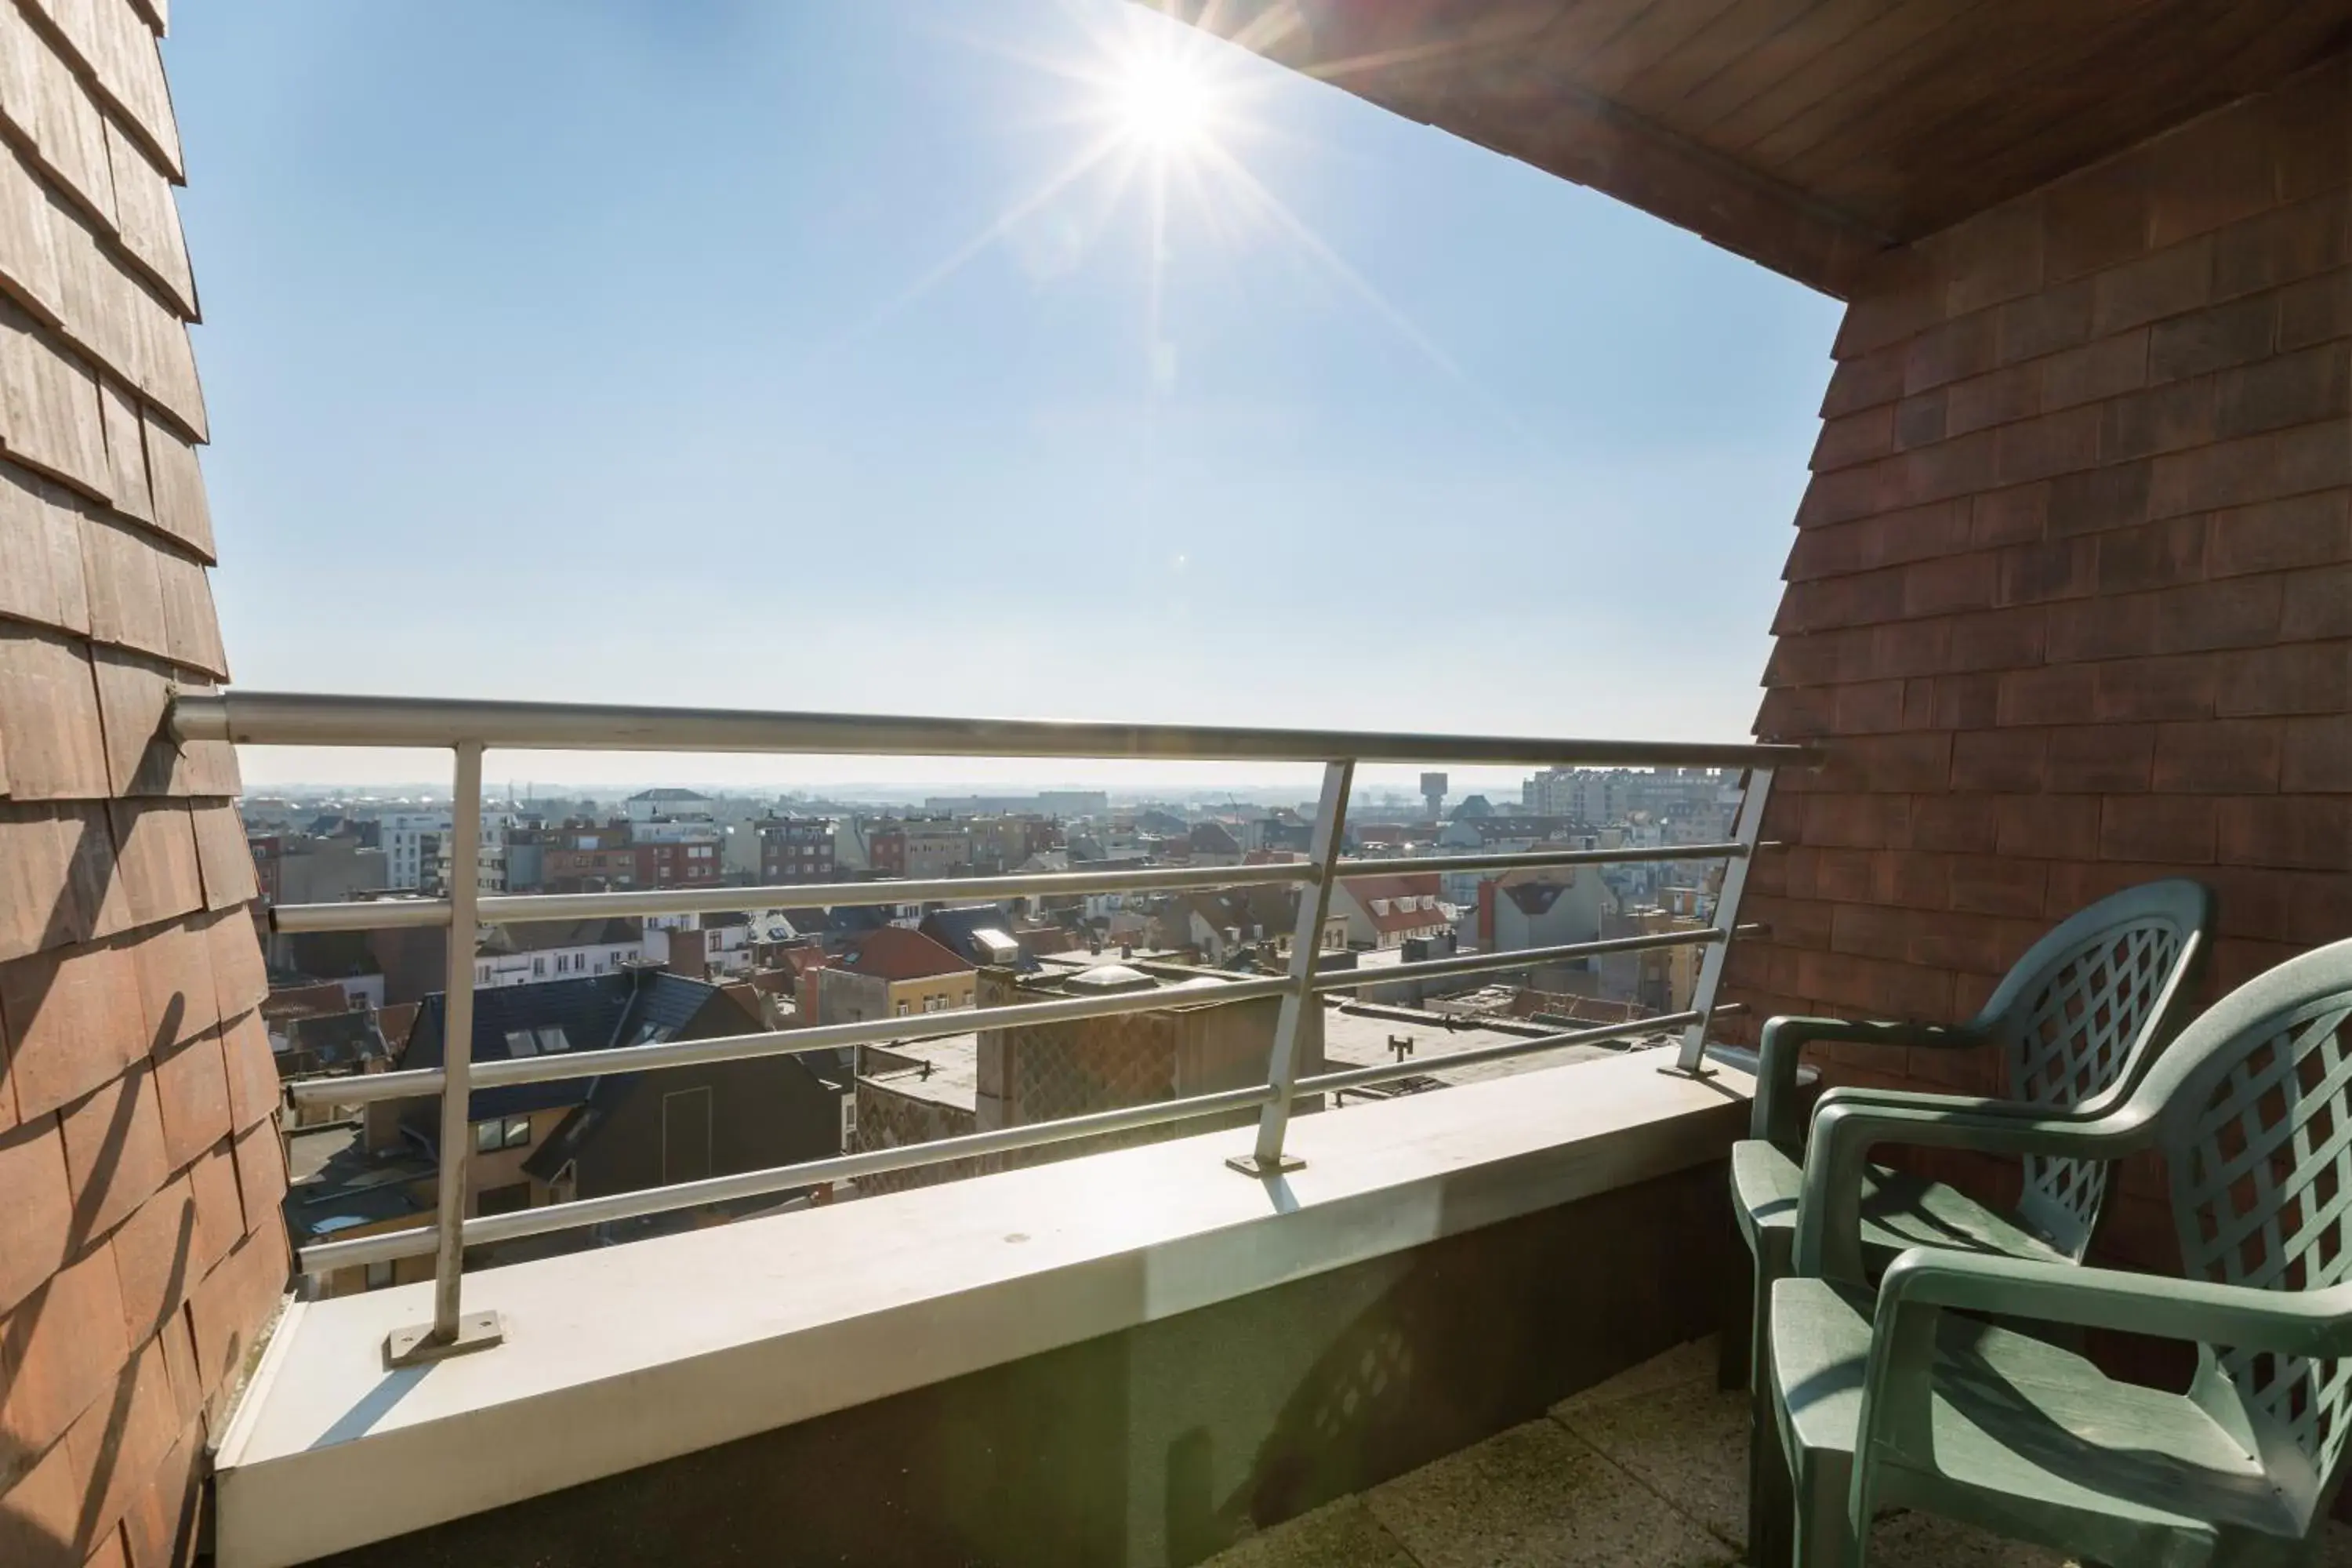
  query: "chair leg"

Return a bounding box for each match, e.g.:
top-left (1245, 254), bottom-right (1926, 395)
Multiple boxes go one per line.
top-left (1719, 1235), bottom-right (1754, 1391)
top-left (1746, 1240), bottom-right (1792, 1567)
top-left (1791, 1447), bottom-right (1857, 1568)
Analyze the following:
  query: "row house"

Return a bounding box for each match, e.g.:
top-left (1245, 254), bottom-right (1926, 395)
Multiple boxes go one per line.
top-left (1330, 873), bottom-right (1454, 950)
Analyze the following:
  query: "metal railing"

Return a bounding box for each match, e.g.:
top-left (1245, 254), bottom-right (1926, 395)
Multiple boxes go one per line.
top-left (174, 690), bottom-right (1805, 1364)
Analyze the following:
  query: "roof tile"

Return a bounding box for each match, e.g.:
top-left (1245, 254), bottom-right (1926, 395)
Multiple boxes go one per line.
top-left (94, 372), bottom-right (148, 524)
top-left (98, 117), bottom-right (187, 316)
top-left (0, 622), bottom-right (106, 798)
top-left (217, 1010), bottom-right (274, 1132)
top-left (147, 1028), bottom-right (226, 1170)
top-left (105, 798), bottom-right (198, 928)
top-left (0, 4), bottom-right (114, 230)
top-left (0, 1117), bottom-right (72, 1314)
top-left (137, 401), bottom-right (207, 558)
top-left (202, 909), bottom-right (264, 1028)
top-left (0, 1239), bottom-right (129, 1474)
top-left (187, 799), bottom-right (249, 909)
top-left (78, 507), bottom-right (166, 658)
top-left (57, 1058), bottom-right (169, 1238)
top-left (0, 298), bottom-right (107, 497)
top-left (129, 912), bottom-right (211, 1051)
top-left (0, 463), bottom-right (89, 635)
top-left (1, 934), bottom-right (140, 1119)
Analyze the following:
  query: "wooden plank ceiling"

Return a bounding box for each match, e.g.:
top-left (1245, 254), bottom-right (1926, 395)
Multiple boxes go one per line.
top-left (1164, 0), bottom-right (2352, 296)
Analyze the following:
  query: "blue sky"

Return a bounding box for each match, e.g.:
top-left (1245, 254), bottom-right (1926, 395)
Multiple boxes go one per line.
top-left (171, 2), bottom-right (1841, 795)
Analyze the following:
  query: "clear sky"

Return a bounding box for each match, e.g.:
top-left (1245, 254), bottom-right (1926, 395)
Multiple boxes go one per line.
top-left (169, 1), bottom-right (1842, 798)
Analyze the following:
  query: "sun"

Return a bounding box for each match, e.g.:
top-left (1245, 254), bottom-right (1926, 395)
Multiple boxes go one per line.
top-left (1114, 53), bottom-right (1216, 154)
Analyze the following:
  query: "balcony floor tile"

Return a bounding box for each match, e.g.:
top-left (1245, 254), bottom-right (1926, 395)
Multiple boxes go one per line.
top-left (1203, 1497), bottom-right (1419, 1568)
top-left (1202, 1335), bottom-right (2352, 1568)
top-left (1555, 1371), bottom-right (1751, 1551)
top-left (1363, 1418), bottom-right (1735, 1568)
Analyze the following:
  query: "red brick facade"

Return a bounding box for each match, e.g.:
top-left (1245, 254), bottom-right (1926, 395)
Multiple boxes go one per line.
top-left (1728, 55), bottom-right (2350, 1272)
top-left (0, 6), bottom-right (286, 1566)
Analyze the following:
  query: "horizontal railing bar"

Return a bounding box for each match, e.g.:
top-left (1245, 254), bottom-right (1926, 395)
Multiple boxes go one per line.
top-left (267, 842), bottom-right (1753, 936)
top-left (296, 1079), bottom-right (1283, 1273)
top-left (287, 972), bottom-right (1294, 1107)
top-left (271, 898), bottom-right (454, 933)
top-left (270, 861), bottom-right (1318, 935)
top-left (1306, 924), bottom-right (1751, 994)
top-left (285, 1068), bottom-right (446, 1109)
top-left (1370, 841), bottom-right (1745, 877)
top-left (172, 690), bottom-right (1816, 771)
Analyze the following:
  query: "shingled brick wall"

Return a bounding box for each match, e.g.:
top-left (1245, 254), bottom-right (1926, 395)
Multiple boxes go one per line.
top-left (0, 5), bottom-right (289, 1566)
top-left (1728, 53), bottom-right (2350, 1273)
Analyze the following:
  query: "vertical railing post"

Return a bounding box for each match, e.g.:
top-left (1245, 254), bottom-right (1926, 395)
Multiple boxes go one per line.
top-left (1229, 760), bottom-right (1352, 1178)
top-left (1667, 766), bottom-right (1775, 1077)
top-left (386, 739), bottom-right (504, 1364)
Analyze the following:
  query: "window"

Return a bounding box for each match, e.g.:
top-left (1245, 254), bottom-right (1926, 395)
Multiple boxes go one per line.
top-left (474, 1116), bottom-right (532, 1152)
top-left (556, 953), bottom-right (569, 974)
top-left (924, 996), bottom-right (945, 1013)
top-left (532, 957), bottom-right (546, 977)
top-left (895, 1000), bottom-right (909, 1016)
top-left (505, 1029), bottom-right (539, 1057)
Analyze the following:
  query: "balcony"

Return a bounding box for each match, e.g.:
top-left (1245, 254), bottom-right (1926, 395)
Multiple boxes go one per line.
top-left (179, 690), bottom-right (1794, 1566)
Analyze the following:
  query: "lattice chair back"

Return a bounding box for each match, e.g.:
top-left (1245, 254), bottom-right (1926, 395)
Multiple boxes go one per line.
top-left (2152, 938), bottom-right (2352, 1530)
top-left (1976, 879), bottom-right (2213, 1257)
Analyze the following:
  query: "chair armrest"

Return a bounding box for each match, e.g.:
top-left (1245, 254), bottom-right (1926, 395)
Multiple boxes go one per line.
top-left (1878, 1250), bottom-right (2352, 1355)
top-left (1846, 1249), bottom-right (2352, 1536)
top-left (1792, 1099), bottom-right (2153, 1281)
top-left (1751, 1016), bottom-right (1987, 1145)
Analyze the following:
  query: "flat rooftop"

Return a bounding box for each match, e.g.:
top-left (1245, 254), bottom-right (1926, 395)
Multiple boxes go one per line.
top-left (860, 1033), bottom-right (980, 1112)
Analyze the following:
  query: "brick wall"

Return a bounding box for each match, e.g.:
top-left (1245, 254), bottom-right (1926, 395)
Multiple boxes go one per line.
top-left (0, 5), bottom-right (287, 1566)
top-left (1729, 53), bottom-right (2350, 1273)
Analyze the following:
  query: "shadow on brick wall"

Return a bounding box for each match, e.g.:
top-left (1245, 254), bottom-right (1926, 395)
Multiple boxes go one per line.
top-left (0, 825), bottom-right (209, 1566)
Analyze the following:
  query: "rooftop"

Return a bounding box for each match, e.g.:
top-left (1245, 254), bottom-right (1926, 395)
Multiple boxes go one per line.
top-left (859, 1033), bottom-right (981, 1112)
top-left (403, 969), bottom-right (745, 1121)
top-left (833, 924), bottom-right (975, 983)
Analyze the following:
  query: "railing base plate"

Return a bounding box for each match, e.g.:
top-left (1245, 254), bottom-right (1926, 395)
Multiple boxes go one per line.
top-left (385, 1310), bottom-right (505, 1368)
top-left (1655, 1062), bottom-right (1720, 1081)
top-left (1225, 1153), bottom-right (1305, 1178)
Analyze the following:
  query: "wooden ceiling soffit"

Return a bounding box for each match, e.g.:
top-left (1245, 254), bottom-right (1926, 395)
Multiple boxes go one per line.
top-left (1161, 0), bottom-right (1892, 298)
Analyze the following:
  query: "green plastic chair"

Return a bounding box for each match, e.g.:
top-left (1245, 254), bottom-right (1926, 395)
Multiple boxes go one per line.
top-left (1772, 935), bottom-right (2352, 1566)
top-left (1733, 879), bottom-right (2215, 1562)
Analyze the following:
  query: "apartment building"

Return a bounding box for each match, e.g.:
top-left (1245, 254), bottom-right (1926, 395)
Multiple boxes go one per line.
top-left (757, 816), bottom-right (838, 883)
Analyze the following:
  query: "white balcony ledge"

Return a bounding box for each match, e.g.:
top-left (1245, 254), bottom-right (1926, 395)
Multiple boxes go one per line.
top-left (213, 1050), bottom-right (1757, 1568)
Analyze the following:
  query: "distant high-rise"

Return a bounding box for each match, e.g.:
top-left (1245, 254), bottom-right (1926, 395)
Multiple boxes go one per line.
top-left (1420, 771), bottom-right (1447, 822)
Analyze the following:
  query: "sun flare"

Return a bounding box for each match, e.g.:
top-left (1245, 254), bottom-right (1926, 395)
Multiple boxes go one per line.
top-left (1114, 53), bottom-right (1215, 154)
